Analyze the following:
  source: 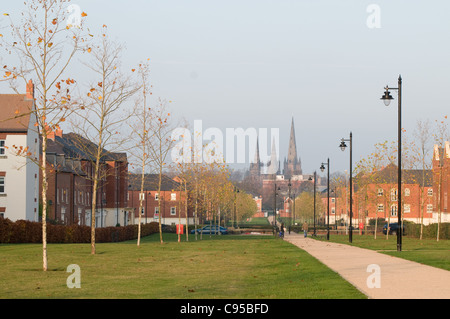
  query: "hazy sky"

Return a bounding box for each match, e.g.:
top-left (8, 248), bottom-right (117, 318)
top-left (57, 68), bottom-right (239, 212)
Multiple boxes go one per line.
top-left (3, 0), bottom-right (450, 177)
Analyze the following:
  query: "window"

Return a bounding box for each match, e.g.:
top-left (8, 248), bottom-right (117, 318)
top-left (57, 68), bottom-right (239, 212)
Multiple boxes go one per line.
top-left (390, 204), bottom-right (398, 217)
top-left (170, 207), bottom-right (176, 215)
top-left (331, 207), bottom-right (335, 214)
top-left (171, 193), bottom-right (176, 201)
top-left (377, 188), bottom-right (384, 196)
top-left (390, 189), bottom-right (398, 202)
top-left (155, 193), bottom-right (159, 201)
top-left (405, 188), bottom-right (410, 197)
top-left (377, 204), bottom-right (384, 212)
top-left (404, 204), bottom-right (411, 213)
top-left (154, 207), bottom-right (159, 220)
top-left (331, 198), bottom-right (335, 203)
top-left (0, 140), bottom-right (5, 155)
top-left (139, 192), bottom-right (145, 201)
top-left (428, 189), bottom-right (433, 197)
top-left (0, 177), bottom-right (4, 193)
top-left (427, 204), bottom-right (433, 213)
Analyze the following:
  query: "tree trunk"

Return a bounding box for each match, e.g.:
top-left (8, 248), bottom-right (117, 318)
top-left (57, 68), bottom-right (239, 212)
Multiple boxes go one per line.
top-left (41, 136), bottom-right (48, 271)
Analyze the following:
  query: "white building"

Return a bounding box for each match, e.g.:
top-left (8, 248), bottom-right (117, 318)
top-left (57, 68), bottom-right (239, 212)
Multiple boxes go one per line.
top-left (0, 80), bottom-right (40, 221)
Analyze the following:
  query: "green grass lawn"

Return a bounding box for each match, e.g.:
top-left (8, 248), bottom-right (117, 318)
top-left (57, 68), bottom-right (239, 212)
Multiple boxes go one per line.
top-left (0, 233), bottom-right (366, 299)
top-left (317, 233), bottom-right (450, 271)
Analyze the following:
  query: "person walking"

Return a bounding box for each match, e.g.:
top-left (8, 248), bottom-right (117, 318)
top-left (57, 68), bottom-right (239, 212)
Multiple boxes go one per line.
top-left (302, 222), bottom-right (308, 238)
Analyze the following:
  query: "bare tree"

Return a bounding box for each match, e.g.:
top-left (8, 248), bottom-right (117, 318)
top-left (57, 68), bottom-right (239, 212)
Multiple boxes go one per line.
top-left (432, 116), bottom-right (449, 241)
top-left (70, 30), bottom-right (137, 254)
top-left (127, 61), bottom-right (153, 247)
top-left (146, 99), bottom-right (176, 244)
top-left (412, 119), bottom-right (432, 239)
top-left (1, 0), bottom-right (86, 271)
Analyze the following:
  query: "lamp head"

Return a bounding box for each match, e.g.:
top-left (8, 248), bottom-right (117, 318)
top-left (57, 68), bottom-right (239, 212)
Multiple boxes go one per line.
top-left (339, 140), bottom-right (347, 152)
top-left (320, 164), bottom-right (325, 172)
top-left (381, 87), bottom-right (394, 106)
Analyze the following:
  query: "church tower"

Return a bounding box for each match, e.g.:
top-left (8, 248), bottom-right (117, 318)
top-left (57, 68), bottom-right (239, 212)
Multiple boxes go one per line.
top-left (249, 137), bottom-right (261, 176)
top-left (283, 117), bottom-right (302, 178)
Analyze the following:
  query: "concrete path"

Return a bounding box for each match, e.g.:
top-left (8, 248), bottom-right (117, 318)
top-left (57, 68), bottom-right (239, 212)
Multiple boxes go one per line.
top-left (284, 232), bottom-right (450, 299)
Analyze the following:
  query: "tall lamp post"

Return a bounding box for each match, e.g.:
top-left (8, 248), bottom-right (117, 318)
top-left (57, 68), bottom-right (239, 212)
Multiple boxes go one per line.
top-left (380, 75), bottom-right (403, 252)
top-left (273, 183), bottom-right (280, 234)
top-left (234, 186), bottom-right (239, 229)
top-left (288, 178), bottom-right (292, 234)
top-left (340, 132), bottom-right (353, 243)
top-left (320, 158), bottom-right (330, 240)
top-left (308, 171), bottom-right (317, 236)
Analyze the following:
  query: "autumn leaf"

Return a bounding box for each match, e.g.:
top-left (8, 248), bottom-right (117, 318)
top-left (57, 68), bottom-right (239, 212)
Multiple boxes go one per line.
top-left (98, 82), bottom-right (102, 87)
top-left (5, 71), bottom-right (11, 77)
top-left (56, 82), bottom-right (61, 90)
top-left (52, 18), bottom-right (57, 25)
top-left (87, 47), bottom-right (92, 53)
top-left (48, 42), bottom-right (53, 47)
top-left (81, 12), bottom-right (87, 17)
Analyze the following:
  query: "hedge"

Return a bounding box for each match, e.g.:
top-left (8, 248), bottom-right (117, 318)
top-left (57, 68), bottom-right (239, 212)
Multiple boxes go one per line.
top-left (0, 218), bottom-right (160, 244)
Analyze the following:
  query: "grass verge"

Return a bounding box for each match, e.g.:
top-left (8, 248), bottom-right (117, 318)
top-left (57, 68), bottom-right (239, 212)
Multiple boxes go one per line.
top-left (0, 233), bottom-right (366, 299)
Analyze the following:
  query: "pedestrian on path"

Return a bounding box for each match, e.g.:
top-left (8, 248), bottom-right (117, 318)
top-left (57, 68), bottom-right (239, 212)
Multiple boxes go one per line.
top-left (302, 222), bottom-right (308, 237)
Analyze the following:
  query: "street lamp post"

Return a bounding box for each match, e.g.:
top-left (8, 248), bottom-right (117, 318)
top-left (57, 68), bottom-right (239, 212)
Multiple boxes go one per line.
top-left (234, 186), bottom-right (239, 229)
top-left (380, 75), bottom-right (403, 252)
top-left (288, 178), bottom-right (292, 234)
top-left (308, 171), bottom-right (317, 236)
top-left (320, 158), bottom-right (330, 240)
top-left (273, 183), bottom-right (280, 236)
top-left (340, 132), bottom-right (353, 243)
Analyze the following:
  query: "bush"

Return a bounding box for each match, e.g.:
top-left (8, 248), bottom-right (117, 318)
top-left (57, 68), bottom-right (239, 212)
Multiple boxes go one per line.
top-left (0, 218), bottom-right (160, 244)
top-left (403, 222), bottom-right (450, 240)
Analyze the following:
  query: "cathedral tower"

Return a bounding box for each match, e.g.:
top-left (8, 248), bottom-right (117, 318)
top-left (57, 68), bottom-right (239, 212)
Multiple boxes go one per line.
top-left (283, 117), bottom-right (302, 178)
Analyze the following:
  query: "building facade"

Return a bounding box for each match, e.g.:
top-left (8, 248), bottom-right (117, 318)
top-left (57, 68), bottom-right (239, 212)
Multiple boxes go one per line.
top-left (44, 130), bottom-right (130, 227)
top-left (0, 80), bottom-right (40, 221)
top-left (128, 173), bottom-right (194, 226)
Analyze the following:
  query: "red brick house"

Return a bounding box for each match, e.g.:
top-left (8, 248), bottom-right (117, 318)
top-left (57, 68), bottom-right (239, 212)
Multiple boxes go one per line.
top-left (127, 173), bottom-right (194, 226)
top-left (44, 130), bottom-right (129, 227)
top-left (351, 164), bottom-right (434, 225)
top-left (432, 143), bottom-right (450, 224)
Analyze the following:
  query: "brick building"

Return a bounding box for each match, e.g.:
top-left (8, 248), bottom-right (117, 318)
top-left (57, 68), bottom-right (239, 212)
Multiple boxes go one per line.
top-left (432, 143), bottom-right (450, 224)
top-left (45, 130), bottom-right (129, 227)
top-left (328, 164), bottom-right (434, 227)
top-left (127, 173), bottom-right (194, 226)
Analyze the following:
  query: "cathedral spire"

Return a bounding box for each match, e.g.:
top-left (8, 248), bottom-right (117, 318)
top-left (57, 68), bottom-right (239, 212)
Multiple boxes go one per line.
top-left (284, 117), bottom-right (302, 177)
top-left (287, 117), bottom-right (297, 163)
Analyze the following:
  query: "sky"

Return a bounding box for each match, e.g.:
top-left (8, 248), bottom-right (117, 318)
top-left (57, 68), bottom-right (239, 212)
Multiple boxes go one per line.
top-left (2, 0), bottom-right (450, 178)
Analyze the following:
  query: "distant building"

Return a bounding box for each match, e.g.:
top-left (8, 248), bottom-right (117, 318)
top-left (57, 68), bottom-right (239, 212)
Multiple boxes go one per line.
top-left (127, 173), bottom-right (194, 226)
top-left (0, 80), bottom-right (40, 221)
top-left (246, 117), bottom-right (312, 213)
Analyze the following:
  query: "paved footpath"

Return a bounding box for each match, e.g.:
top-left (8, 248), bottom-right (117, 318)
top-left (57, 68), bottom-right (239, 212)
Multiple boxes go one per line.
top-left (284, 232), bottom-right (450, 299)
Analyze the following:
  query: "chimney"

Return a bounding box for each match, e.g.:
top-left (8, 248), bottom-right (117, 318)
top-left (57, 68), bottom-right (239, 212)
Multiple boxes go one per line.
top-left (26, 79), bottom-right (34, 100)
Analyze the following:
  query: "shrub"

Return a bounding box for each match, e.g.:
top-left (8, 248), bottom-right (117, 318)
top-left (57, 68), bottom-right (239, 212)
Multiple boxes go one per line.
top-left (0, 219), bottom-right (160, 244)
